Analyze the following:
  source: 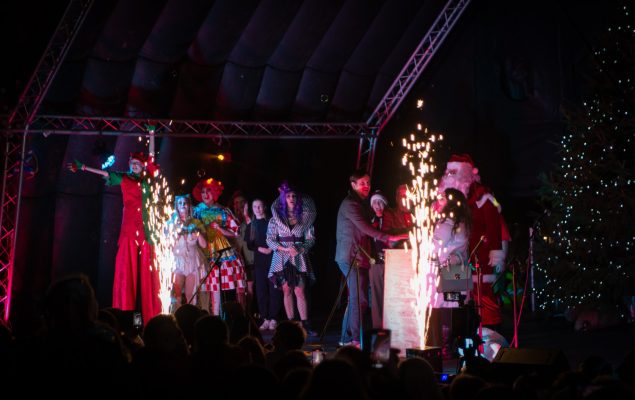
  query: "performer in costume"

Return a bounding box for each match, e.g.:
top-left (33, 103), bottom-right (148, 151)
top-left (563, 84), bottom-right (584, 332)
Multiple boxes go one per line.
top-left (168, 195), bottom-right (207, 311)
top-left (437, 154), bottom-right (509, 329)
top-left (192, 178), bottom-right (247, 316)
top-left (266, 182), bottom-right (317, 335)
top-left (68, 152), bottom-right (161, 325)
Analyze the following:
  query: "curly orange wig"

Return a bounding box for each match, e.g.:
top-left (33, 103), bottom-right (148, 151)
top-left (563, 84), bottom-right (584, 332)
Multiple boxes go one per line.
top-left (192, 177), bottom-right (224, 202)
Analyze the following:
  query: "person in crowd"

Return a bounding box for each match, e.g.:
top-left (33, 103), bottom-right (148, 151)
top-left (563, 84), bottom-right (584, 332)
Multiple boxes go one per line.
top-left (265, 319), bottom-right (307, 370)
top-left (192, 178), bottom-right (247, 315)
top-left (173, 303), bottom-right (208, 351)
top-left (335, 170), bottom-right (406, 347)
top-left (132, 314), bottom-right (192, 397)
top-left (168, 195), bottom-right (207, 311)
top-left (266, 182), bottom-right (317, 335)
top-left (399, 357), bottom-right (443, 400)
top-left (68, 152), bottom-right (161, 325)
top-left (245, 198), bottom-right (282, 331)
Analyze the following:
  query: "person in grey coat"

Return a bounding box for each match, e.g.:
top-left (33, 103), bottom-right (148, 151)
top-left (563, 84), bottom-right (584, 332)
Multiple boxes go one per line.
top-left (335, 169), bottom-right (406, 347)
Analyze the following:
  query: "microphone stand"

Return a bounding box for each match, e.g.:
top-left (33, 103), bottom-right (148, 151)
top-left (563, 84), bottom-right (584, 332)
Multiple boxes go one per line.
top-left (468, 235), bottom-right (486, 356)
top-left (320, 245), bottom-right (360, 343)
top-left (189, 247), bottom-right (233, 320)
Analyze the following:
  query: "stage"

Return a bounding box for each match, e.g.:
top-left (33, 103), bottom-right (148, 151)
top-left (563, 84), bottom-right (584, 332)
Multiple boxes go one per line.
top-left (266, 311), bottom-right (635, 376)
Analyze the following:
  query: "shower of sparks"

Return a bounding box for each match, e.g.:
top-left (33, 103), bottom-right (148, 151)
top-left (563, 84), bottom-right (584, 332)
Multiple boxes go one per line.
top-left (144, 167), bottom-right (175, 314)
top-left (401, 125), bottom-right (442, 349)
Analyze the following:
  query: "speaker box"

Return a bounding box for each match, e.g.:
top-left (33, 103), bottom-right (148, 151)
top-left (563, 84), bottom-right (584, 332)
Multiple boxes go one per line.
top-left (492, 348), bottom-right (570, 384)
top-left (425, 307), bottom-right (479, 349)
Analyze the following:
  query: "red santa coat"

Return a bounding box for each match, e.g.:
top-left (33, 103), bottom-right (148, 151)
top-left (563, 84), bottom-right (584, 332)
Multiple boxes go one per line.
top-left (468, 183), bottom-right (503, 326)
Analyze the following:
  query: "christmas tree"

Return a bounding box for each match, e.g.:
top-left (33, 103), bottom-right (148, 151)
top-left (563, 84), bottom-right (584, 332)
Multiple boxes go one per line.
top-left (536, 4), bottom-right (635, 314)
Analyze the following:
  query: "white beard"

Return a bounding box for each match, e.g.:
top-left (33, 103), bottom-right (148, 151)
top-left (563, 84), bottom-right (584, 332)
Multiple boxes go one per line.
top-left (438, 175), bottom-right (472, 197)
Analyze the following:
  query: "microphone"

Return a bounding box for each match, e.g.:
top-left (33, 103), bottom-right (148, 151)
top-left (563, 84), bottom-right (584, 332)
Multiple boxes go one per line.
top-left (468, 235), bottom-right (486, 263)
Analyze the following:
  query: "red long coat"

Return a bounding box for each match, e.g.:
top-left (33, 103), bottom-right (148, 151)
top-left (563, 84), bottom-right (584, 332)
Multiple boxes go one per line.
top-left (108, 171), bottom-right (161, 326)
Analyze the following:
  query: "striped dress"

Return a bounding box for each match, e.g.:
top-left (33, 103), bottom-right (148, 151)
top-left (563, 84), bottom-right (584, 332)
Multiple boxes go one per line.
top-left (266, 194), bottom-right (317, 288)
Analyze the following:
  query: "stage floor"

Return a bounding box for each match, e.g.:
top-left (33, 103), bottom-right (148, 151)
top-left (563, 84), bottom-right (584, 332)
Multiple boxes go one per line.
top-left (260, 311), bottom-right (635, 375)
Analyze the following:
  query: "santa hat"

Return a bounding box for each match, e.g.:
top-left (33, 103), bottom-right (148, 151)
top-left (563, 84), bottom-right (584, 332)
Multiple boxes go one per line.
top-left (447, 153), bottom-right (479, 177)
top-left (192, 178), bottom-right (224, 202)
top-left (370, 191), bottom-right (388, 206)
top-left (129, 152), bottom-right (148, 162)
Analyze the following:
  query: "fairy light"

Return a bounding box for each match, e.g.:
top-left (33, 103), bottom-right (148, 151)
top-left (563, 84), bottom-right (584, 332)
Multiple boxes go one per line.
top-left (536, 4), bottom-right (634, 317)
top-left (402, 124), bottom-right (442, 348)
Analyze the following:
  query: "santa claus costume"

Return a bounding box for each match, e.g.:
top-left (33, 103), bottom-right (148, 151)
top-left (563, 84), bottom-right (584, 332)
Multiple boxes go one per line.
top-left (437, 154), bottom-right (510, 328)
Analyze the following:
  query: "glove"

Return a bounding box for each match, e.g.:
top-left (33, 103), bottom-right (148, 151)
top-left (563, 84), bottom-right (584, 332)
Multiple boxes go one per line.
top-left (489, 250), bottom-right (505, 273)
top-left (69, 159), bottom-right (84, 173)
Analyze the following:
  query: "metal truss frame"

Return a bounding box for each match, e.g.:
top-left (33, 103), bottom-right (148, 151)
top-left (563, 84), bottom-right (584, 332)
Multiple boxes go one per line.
top-left (359, 0), bottom-right (472, 172)
top-left (1, 0), bottom-right (470, 322)
top-left (0, 0), bottom-right (93, 322)
top-left (17, 115), bottom-right (369, 140)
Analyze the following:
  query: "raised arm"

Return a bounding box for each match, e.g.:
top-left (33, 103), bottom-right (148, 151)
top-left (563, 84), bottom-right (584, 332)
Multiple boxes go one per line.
top-left (67, 160), bottom-right (108, 177)
top-left (148, 126), bottom-right (155, 158)
top-left (346, 200), bottom-right (388, 240)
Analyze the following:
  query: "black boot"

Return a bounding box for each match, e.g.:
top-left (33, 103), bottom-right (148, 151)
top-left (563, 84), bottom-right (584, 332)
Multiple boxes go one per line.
top-left (301, 320), bottom-right (317, 337)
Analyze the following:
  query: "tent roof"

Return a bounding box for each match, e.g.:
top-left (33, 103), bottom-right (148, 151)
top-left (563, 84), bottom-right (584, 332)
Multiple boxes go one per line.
top-left (41, 0), bottom-right (447, 124)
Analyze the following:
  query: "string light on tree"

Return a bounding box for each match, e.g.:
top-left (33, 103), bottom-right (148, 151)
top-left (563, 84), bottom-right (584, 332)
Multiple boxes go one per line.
top-left (536, 4), bottom-right (634, 318)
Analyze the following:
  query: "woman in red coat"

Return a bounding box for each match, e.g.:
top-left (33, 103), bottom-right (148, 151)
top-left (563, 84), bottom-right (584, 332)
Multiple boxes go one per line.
top-left (69, 152), bottom-right (161, 325)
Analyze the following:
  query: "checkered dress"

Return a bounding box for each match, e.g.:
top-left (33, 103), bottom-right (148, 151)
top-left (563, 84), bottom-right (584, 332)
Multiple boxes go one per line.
top-left (266, 194), bottom-right (316, 287)
top-left (193, 202), bottom-right (246, 292)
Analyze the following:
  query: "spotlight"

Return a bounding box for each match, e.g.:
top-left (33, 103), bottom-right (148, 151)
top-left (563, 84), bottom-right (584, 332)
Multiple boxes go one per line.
top-left (213, 153), bottom-right (231, 162)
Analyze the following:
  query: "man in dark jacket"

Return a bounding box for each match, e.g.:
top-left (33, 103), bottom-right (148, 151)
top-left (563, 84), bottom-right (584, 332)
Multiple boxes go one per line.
top-left (335, 169), bottom-right (405, 347)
